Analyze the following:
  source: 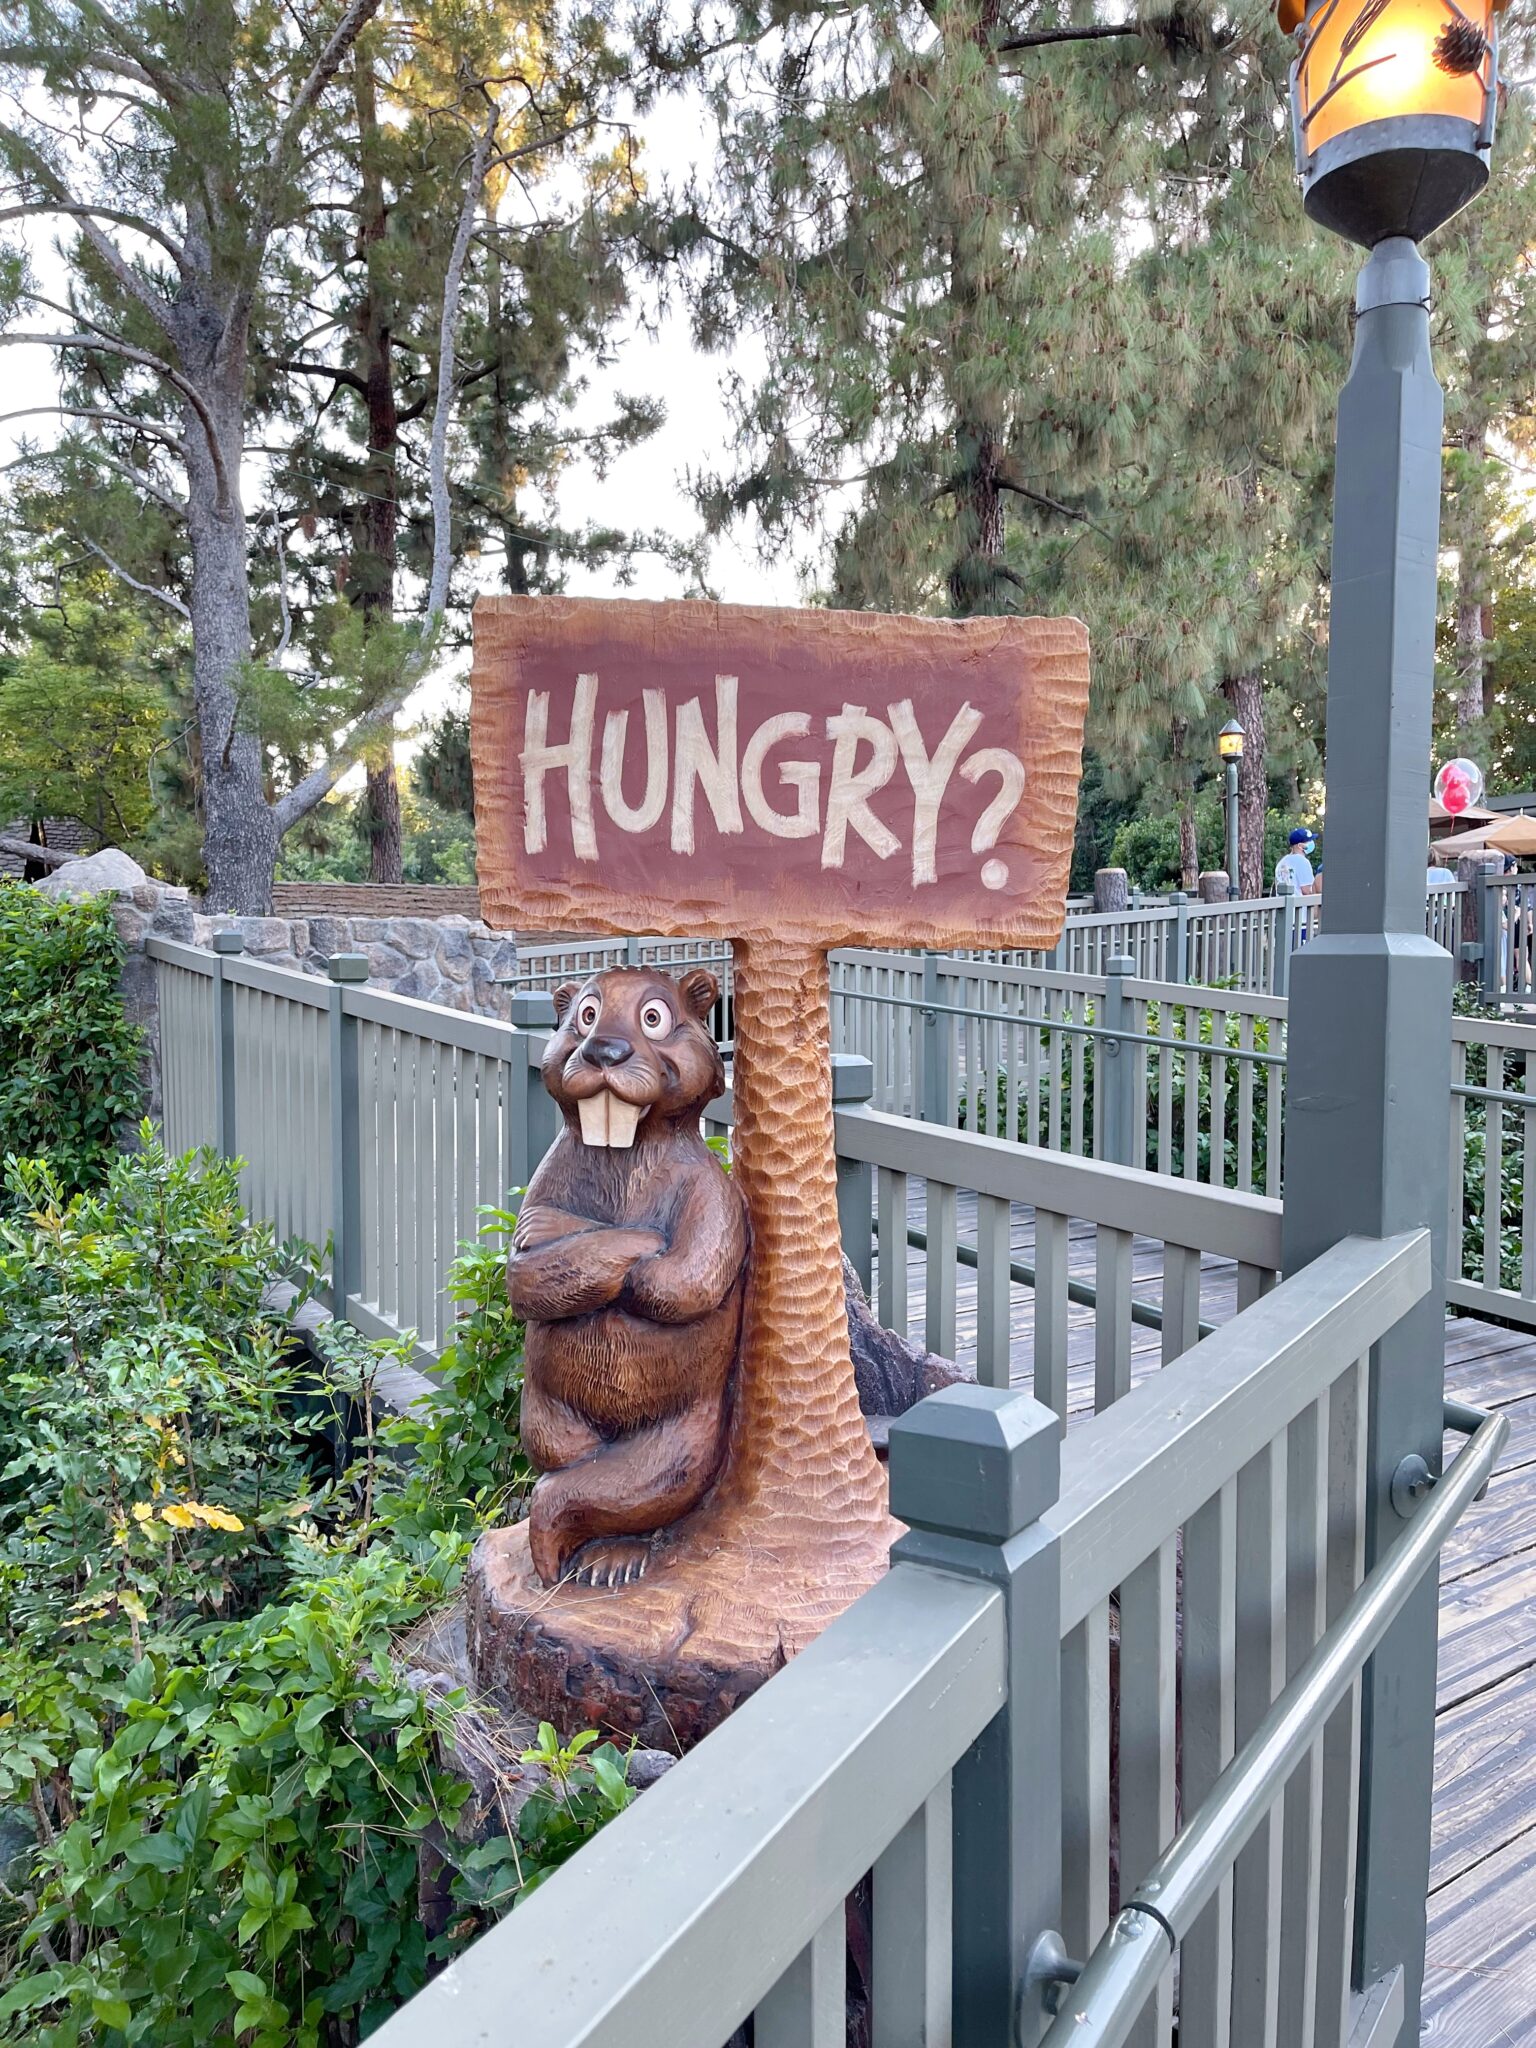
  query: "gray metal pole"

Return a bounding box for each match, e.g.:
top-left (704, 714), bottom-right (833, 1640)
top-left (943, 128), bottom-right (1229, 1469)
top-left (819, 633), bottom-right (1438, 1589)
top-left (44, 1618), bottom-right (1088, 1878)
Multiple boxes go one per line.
top-left (1279, 236), bottom-right (1451, 2046)
top-left (1224, 760), bottom-right (1240, 901)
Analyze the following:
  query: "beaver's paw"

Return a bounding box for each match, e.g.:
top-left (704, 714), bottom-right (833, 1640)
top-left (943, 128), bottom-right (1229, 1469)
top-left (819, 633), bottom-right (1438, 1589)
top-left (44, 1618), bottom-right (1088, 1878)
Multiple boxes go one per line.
top-left (564, 1537), bottom-right (652, 1588)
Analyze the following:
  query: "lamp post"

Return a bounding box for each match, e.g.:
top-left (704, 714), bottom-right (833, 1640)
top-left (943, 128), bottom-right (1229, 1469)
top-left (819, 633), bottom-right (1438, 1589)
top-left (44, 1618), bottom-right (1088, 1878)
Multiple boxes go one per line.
top-left (1276, 0), bottom-right (1503, 2038)
top-left (1218, 719), bottom-right (1245, 899)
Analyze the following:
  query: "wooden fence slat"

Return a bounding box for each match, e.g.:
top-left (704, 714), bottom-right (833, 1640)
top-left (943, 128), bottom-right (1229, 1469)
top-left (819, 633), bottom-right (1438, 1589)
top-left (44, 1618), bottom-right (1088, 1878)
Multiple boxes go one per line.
top-left (1231, 1433), bottom-right (1288, 2048)
top-left (1277, 1393), bottom-right (1329, 2048)
top-left (975, 1192), bottom-right (1011, 1389)
top-left (1313, 1357), bottom-right (1368, 2048)
top-left (1179, 1478), bottom-right (1237, 2048)
top-left (872, 1780), bottom-right (952, 2048)
top-left (1061, 1605), bottom-right (1111, 1964)
top-left (1094, 1224), bottom-right (1134, 1412)
top-left (1119, 1536), bottom-right (1178, 2048)
top-left (877, 1167), bottom-right (909, 1338)
top-left (1034, 1206), bottom-right (1071, 1423)
top-left (924, 1179), bottom-right (957, 1361)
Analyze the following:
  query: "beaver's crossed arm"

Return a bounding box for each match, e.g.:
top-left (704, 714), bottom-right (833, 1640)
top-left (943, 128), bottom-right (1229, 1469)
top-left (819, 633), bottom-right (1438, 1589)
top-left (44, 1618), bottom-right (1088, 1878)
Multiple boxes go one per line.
top-left (508, 1208), bottom-right (666, 1321)
top-left (620, 1167), bottom-right (747, 1324)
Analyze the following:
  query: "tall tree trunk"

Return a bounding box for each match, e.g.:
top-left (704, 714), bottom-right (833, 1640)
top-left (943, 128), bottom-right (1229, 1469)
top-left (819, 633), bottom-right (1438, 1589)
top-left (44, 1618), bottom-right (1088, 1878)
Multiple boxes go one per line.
top-left (486, 242), bottom-right (535, 595)
top-left (181, 357), bottom-right (276, 914)
top-left (353, 47), bottom-right (403, 884)
top-left (1222, 671), bottom-right (1267, 899)
top-left (1453, 419), bottom-right (1489, 741)
top-left (948, 430), bottom-right (1004, 615)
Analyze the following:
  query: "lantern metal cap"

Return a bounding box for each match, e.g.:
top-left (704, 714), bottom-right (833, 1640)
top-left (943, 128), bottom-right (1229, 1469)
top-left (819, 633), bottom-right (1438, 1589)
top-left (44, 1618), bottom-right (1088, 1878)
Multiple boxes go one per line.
top-left (1303, 115), bottom-right (1490, 246)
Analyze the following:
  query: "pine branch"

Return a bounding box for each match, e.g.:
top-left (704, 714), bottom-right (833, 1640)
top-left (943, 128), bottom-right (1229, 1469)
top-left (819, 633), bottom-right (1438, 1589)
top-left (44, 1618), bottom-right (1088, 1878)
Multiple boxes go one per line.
top-left (268, 0), bottom-right (384, 202)
top-left (268, 355), bottom-right (368, 393)
top-left (0, 199), bottom-right (187, 273)
top-left (0, 330), bottom-right (232, 508)
top-left (995, 22), bottom-right (1144, 51)
top-left (77, 537), bottom-right (190, 618)
top-left (0, 405), bottom-right (187, 457)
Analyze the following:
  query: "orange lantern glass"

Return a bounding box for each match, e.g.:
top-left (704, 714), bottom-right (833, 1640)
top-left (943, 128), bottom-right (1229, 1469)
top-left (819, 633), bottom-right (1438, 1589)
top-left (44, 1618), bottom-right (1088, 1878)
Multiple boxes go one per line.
top-left (1280, 0), bottom-right (1503, 243)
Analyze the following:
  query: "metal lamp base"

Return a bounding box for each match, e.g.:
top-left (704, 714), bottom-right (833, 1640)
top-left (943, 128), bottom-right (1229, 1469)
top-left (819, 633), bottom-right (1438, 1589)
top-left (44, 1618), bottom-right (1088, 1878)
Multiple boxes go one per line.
top-left (1303, 114), bottom-right (1490, 246)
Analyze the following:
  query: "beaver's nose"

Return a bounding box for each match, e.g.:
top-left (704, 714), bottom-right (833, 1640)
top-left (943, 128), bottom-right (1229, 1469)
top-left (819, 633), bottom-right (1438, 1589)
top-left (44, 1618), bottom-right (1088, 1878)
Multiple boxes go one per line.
top-left (582, 1034), bottom-right (633, 1069)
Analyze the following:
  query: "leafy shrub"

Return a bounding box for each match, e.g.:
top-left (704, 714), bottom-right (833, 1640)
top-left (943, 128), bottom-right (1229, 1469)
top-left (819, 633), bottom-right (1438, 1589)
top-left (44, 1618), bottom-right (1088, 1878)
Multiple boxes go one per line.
top-left (1109, 798), bottom-right (1295, 895)
top-left (0, 1146), bottom-right (618, 2046)
top-left (0, 884), bottom-right (143, 1196)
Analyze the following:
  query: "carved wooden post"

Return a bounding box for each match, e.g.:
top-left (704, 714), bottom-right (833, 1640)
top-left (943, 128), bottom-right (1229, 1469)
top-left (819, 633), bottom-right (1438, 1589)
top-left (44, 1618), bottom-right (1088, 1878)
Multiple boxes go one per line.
top-left (468, 596), bottom-right (1089, 1747)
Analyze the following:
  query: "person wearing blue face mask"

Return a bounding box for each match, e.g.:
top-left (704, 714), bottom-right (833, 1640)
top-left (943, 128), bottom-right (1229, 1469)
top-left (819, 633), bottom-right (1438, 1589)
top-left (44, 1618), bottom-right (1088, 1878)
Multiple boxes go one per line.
top-left (1276, 826), bottom-right (1320, 896)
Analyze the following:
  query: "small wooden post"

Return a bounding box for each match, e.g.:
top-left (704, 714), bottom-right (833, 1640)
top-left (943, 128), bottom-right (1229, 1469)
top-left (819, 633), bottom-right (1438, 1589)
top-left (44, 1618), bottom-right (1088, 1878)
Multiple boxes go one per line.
top-left (1094, 867), bottom-right (1129, 914)
top-left (1198, 870), bottom-right (1229, 904)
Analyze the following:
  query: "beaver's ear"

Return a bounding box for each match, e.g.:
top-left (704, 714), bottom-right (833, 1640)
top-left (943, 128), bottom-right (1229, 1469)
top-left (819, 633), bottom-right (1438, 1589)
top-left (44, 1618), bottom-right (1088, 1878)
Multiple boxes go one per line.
top-left (678, 968), bottom-right (719, 1022)
top-left (551, 981), bottom-right (580, 1024)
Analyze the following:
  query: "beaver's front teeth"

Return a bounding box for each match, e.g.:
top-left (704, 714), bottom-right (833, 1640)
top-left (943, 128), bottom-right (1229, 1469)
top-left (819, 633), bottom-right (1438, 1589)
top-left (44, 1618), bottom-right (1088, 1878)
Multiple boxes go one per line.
top-left (577, 1092), bottom-right (643, 1148)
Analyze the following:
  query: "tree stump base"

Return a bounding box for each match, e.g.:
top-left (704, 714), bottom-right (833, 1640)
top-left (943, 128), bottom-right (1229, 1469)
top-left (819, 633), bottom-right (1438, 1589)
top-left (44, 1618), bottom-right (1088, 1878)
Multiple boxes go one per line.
top-left (467, 1502), bottom-right (896, 1751)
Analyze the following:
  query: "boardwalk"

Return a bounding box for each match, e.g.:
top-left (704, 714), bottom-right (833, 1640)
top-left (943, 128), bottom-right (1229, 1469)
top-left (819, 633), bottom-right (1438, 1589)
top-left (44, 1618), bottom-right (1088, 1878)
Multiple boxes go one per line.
top-left (878, 1196), bottom-right (1536, 2047)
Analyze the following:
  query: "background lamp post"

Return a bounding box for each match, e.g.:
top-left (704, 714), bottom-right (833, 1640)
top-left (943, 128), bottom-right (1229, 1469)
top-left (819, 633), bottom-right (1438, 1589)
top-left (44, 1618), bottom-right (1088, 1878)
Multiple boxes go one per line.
top-left (1275, 0), bottom-right (1502, 2038)
top-left (1218, 719), bottom-right (1244, 899)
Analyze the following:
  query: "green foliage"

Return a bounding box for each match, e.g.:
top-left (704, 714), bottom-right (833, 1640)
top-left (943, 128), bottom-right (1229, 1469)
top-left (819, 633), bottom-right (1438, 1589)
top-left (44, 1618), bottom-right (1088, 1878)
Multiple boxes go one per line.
top-left (0, 1146), bottom-right (612, 2046)
top-left (274, 775), bottom-right (477, 888)
top-left (0, 1137), bottom-right (318, 1656)
top-left (1109, 800), bottom-right (1297, 894)
top-left (0, 885), bottom-right (143, 1195)
top-left (0, 606), bottom-right (170, 851)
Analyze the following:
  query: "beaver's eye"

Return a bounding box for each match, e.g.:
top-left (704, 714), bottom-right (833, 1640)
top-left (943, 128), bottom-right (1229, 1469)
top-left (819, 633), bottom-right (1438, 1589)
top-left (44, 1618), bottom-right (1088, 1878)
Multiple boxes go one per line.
top-left (639, 999), bottom-right (672, 1041)
top-left (576, 995), bottom-right (601, 1033)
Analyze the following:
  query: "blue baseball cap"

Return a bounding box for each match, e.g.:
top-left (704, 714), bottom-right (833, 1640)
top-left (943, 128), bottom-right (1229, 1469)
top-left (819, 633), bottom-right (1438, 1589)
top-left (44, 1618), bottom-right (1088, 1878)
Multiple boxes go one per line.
top-left (1288, 827), bottom-right (1315, 846)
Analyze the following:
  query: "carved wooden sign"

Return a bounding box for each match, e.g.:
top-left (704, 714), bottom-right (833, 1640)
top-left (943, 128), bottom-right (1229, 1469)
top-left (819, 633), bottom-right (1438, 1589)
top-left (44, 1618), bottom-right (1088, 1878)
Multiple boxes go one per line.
top-left (472, 596), bottom-right (1090, 950)
top-left (469, 595), bottom-right (1090, 1749)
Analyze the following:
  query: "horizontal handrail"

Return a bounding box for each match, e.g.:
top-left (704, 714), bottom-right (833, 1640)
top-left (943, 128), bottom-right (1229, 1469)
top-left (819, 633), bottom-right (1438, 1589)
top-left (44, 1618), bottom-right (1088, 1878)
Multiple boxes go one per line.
top-left (832, 1107), bottom-right (1284, 1269)
top-left (221, 951), bottom-right (331, 1007)
top-left (1042, 1397), bottom-right (1507, 2048)
top-left (830, 983), bottom-right (1286, 1061)
top-left (146, 935), bottom-right (216, 976)
top-left (365, 1563), bottom-right (1003, 2048)
top-left (339, 978), bottom-right (524, 1061)
top-left (1047, 1232), bottom-right (1430, 1634)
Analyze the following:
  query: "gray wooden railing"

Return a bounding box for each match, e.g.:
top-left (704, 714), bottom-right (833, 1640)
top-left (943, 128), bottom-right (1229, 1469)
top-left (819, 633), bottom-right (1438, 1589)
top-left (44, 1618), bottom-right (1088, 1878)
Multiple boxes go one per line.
top-left (363, 1228), bottom-right (1492, 2048)
top-left (151, 937), bottom-right (1283, 1380)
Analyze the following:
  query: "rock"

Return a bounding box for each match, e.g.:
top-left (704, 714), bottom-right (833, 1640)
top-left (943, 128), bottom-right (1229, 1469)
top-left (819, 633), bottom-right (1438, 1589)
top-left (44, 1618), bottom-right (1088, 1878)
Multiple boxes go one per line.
top-left (240, 916), bottom-right (302, 958)
top-left (391, 918), bottom-right (438, 961)
top-left (35, 847), bottom-right (146, 899)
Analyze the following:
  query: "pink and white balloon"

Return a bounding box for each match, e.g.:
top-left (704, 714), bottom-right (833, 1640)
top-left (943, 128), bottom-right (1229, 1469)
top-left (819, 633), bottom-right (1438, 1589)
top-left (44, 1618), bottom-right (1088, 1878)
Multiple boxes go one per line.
top-left (1435, 758), bottom-right (1485, 818)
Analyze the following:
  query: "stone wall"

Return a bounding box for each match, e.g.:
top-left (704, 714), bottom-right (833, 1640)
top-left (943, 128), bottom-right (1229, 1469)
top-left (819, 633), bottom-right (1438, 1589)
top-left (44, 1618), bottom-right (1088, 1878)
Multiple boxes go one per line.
top-left (31, 849), bottom-right (519, 1126)
top-left (197, 909), bottom-right (517, 1015)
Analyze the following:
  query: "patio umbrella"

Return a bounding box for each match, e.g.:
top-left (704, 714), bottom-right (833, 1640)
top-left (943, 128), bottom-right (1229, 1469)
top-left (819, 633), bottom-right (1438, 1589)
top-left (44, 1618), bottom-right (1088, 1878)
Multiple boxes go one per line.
top-left (1487, 814), bottom-right (1536, 857)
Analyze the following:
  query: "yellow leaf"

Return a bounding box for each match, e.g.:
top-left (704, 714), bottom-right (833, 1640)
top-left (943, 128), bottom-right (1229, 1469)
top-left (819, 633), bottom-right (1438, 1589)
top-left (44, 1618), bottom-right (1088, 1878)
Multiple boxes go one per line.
top-left (131, 1501), bottom-right (155, 1524)
top-left (159, 1504), bottom-right (196, 1530)
top-left (187, 1502), bottom-right (245, 1533)
top-left (118, 1591), bottom-right (149, 1624)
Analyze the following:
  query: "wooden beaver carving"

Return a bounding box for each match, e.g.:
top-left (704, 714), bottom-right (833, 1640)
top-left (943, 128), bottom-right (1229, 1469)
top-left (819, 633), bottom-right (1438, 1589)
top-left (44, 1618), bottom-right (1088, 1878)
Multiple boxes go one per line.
top-left (507, 966), bottom-right (748, 1589)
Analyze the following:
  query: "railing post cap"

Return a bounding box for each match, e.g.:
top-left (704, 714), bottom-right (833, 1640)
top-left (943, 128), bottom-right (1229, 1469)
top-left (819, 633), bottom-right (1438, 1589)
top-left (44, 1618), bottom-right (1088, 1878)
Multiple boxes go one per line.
top-left (888, 1385), bottom-right (1060, 1542)
top-left (510, 990), bottom-right (558, 1028)
top-left (211, 928), bottom-right (245, 955)
top-left (1106, 953), bottom-right (1135, 976)
top-left (830, 1051), bottom-right (875, 1103)
top-left (327, 952), bottom-right (369, 983)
